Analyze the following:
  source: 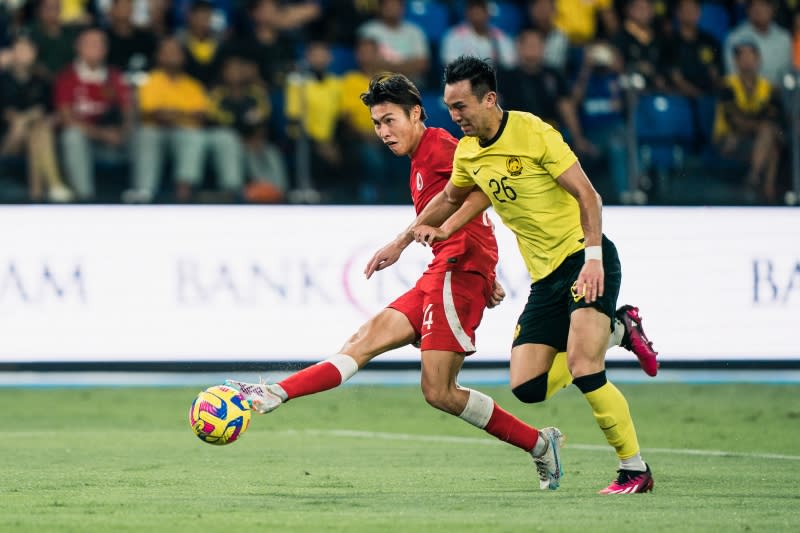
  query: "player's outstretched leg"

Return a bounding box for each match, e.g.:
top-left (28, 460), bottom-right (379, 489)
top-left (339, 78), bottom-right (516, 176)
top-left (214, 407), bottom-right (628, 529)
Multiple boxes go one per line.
top-left (228, 308), bottom-right (416, 413)
top-left (569, 308), bottom-right (653, 494)
top-left (227, 353), bottom-right (358, 413)
top-left (421, 350), bottom-right (564, 490)
top-left (614, 305), bottom-right (659, 377)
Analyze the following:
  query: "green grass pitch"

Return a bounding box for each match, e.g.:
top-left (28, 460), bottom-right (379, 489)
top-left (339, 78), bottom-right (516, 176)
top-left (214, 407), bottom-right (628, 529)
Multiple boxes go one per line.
top-left (2, 383), bottom-right (799, 532)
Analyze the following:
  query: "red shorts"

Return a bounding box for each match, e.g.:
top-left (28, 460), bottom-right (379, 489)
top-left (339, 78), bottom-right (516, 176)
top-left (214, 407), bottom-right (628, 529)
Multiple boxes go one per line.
top-left (388, 271), bottom-right (492, 355)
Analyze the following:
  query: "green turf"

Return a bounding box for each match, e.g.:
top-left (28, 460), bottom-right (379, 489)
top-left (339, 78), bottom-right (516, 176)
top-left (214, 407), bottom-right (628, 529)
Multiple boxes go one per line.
top-left (2, 383), bottom-right (799, 532)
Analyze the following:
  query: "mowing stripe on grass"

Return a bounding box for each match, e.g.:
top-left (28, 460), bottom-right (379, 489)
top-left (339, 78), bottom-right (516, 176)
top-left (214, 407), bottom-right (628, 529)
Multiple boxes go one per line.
top-left (292, 428), bottom-right (800, 462)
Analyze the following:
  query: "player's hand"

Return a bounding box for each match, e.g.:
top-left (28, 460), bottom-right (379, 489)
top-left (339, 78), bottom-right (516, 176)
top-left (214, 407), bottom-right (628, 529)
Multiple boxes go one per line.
top-left (364, 239), bottom-right (405, 279)
top-left (487, 279), bottom-right (505, 309)
top-left (575, 260), bottom-right (604, 304)
top-left (413, 225), bottom-right (448, 247)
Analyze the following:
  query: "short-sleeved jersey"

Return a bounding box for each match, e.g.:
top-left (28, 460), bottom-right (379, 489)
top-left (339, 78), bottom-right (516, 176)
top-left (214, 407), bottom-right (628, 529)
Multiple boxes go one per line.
top-left (450, 111), bottom-right (583, 282)
top-left (412, 127), bottom-right (498, 276)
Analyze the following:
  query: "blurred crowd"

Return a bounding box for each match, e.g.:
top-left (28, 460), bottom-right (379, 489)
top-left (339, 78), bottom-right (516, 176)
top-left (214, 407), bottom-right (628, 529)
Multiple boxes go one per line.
top-left (0, 0), bottom-right (798, 205)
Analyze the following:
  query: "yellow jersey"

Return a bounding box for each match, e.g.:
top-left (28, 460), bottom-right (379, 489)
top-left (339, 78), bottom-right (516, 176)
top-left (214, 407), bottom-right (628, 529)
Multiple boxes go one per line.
top-left (712, 74), bottom-right (774, 140)
top-left (451, 111), bottom-right (583, 282)
top-left (339, 71), bottom-right (375, 137)
top-left (139, 70), bottom-right (209, 128)
top-left (285, 72), bottom-right (341, 142)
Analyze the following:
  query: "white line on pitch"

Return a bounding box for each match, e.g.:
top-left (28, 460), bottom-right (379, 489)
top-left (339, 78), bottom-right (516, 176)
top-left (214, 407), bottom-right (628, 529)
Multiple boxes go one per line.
top-left (286, 428), bottom-right (800, 462)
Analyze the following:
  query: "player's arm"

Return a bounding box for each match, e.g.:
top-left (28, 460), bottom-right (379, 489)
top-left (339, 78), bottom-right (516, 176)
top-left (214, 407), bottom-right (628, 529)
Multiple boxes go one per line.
top-left (556, 161), bottom-right (605, 303)
top-left (413, 186), bottom-right (491, 246)
top-left (363, 182), bottom-right (474, 278)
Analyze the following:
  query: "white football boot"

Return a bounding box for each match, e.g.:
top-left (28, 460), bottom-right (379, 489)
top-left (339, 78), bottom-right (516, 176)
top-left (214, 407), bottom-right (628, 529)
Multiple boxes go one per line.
top-left (532, 427), bottom-right (565, 490)
top-left (225, 379), bottom-right (286, 414)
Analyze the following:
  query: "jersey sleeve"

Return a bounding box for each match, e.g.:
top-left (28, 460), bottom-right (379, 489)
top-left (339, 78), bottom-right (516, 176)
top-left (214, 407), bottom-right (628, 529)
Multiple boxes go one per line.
top-left (449, 143), bottom-right (475, 189)
top-left (538, 122), bottom-right (578, 179)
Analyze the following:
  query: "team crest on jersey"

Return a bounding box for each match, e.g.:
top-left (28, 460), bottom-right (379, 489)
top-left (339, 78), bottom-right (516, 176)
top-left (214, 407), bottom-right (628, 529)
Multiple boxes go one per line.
top-left (416, 172), bottom-right (424, 190)
top-left (506, 156), bottom-right (522, 176)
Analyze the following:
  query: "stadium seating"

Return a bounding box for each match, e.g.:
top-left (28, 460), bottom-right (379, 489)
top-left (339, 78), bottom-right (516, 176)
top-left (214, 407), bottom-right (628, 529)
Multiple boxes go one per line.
top-left (421, 91), bottom-right (462, 137)
top-left (489, 1), bottom-right (523, 37)
top-left (636, 94), bottom-right (695, 171)
top-left (406, 0), bottom-right (451, 44)
top-left (697, 2), bottom-right (730, 44)
top-left (329, 45), bottom-right (358, 75)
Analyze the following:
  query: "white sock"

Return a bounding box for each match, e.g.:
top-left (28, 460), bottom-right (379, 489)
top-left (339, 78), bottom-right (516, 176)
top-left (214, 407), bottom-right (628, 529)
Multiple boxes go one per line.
top-left (458, 389), bottom-right (494, 429)
top-left (608, 318), bottom-right (625, 350)
top-left (531, 434), bottom-right (548, 456)
top-left (327, 353), bottom-right (359, 382)
top-left (269, 383), bottom-right (289, 401)
top-left (619, 453), bottom-right (647, 472)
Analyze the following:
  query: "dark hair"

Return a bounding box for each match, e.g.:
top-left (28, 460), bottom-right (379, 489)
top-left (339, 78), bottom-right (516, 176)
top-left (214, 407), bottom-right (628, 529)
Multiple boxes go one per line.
top-left (733, 39), bottom-right (760, 56)
top-left (190, 0), bottom-right (215, 12)
top-left (360, 72), bottom-right (427, 121)
top-left (443, 56), bottom-right (497, 99)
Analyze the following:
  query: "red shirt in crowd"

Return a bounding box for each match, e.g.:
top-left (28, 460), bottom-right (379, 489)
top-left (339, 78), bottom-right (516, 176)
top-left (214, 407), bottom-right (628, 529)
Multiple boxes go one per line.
top-left (54, 63), bottom-right (131, 123)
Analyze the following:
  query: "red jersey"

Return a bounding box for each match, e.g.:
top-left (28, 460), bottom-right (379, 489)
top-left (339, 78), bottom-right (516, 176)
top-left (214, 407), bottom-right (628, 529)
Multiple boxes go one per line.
top-left (409, 127), bottom-right (498, 276)
top-left (54, 64), bottom-right (131, 124)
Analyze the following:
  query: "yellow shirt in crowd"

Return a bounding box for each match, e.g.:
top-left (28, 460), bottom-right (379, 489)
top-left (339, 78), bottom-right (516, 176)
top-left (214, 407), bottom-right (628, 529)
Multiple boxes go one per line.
top-left (554, 0), bottom-right (612, 45)
top-left (139, 70), bottom-right (210, 128)
top-left (285, 72), bottom-right (342, 143)
top-left (339, 71), bottom-right (375, 137)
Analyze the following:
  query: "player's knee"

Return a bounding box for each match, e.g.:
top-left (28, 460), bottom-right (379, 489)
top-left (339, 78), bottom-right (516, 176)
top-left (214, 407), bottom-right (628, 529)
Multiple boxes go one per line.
top-left (421, 382), bottom-right (459, 414)
top-left (511, 373), bottom-right (549, 404)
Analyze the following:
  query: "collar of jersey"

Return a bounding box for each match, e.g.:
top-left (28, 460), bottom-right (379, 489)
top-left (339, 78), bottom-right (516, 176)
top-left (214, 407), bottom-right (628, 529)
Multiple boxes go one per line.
top-left (479, 110), bottom-right (509, 148)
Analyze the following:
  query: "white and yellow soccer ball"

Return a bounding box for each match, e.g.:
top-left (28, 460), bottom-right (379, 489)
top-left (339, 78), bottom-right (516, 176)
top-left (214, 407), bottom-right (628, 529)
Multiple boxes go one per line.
top-left (189, 385), bottom-right (251, 445)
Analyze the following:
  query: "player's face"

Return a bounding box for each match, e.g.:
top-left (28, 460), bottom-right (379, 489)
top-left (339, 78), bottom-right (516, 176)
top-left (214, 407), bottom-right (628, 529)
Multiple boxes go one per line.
top-left (443, 80), bottom-right (496, 138)
top-left (370, 102), bottom-right (423, 156)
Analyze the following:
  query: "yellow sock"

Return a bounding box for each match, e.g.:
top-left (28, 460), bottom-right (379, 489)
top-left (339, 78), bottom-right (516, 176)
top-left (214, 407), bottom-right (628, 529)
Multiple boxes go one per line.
top-left (546, 352), bottom-right (573, 399)
top-left (583, 381), bottom-right (640, 460)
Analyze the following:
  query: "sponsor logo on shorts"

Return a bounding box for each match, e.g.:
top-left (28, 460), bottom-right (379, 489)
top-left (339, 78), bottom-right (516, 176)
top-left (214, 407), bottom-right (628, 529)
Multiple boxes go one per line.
top-left (570, 281), bottom-right (585, 303)
top-left (513, 323), bottom-right (521, 340)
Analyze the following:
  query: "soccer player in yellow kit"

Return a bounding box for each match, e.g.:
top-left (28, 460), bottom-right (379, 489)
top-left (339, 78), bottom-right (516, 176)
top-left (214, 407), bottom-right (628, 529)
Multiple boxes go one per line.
top-left (411, 56), bottom-right (654, 494)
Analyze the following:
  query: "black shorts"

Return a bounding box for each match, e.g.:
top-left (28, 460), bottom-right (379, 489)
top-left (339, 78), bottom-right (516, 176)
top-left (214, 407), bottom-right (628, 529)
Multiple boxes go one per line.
top-left (512, 235), bottom-right (621, 352)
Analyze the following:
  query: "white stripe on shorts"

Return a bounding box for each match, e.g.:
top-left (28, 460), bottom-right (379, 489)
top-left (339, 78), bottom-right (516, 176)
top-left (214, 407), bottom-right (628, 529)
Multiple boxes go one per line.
top-left (442, 271), bottom-right (476, 353)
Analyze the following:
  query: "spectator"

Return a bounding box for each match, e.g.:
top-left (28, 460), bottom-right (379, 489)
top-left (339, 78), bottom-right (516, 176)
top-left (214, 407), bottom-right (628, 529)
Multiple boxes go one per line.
top-left (526, 0), bottom-right (569, 72)
top-left (613, 0), bottom-right (666, 91)
top-left (177, 0), bottom-right (222, 87)
top-left (144, 0), bottom-right (177, 38)
top-left (441, 0), bottom-right (517, 70)
top-left (571, 42), bottom-right (629, 202)
top-left (498, 29), bottom-right (595, 155)
top-left (222, 0), bottom-right (296, 88)
top-left (358, 0), bottom-right (429, 87)
top-left (0, 36), bottom-right (72, 202)
top-left (339, 37), bottom-right (407, 202)
top-left (724, 0), bottom-right (792, 86)
top-left (105, 0), bottom-right (157, 75)
top-left (128, 38), bottom-right (242, 203)
top-left (713, 41), bottom-right (783, 203)
top-left (28, 0), bottom-right (82, 80)
top-left (285, 40), bottom-right (345, 200)
top-left (55, 28), bottom-right (132, 201)
top-left (319, 0), bottom-right (380, 45)
top-left (667, 0), bottom-right (722, 97)
top-left (209, 55), bottom-right (288, 202)
top-left (553, 0), bottom-right (618, 45)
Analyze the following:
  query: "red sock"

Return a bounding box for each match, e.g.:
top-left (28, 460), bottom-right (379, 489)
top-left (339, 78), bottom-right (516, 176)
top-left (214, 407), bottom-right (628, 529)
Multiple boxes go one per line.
top-left (484, 403), bottom-right (540, 452)
top-left (278, 362), bottom-right (344, 400)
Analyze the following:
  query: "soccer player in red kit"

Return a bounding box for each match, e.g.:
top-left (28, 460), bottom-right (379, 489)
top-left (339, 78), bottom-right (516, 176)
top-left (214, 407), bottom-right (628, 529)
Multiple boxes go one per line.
top-left (227, 73), bottom-right (566, 490)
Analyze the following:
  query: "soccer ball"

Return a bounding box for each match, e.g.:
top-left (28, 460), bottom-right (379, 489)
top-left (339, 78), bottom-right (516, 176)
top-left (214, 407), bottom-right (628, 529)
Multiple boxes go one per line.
top-left (189, 385), bottom-right (251, 445)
